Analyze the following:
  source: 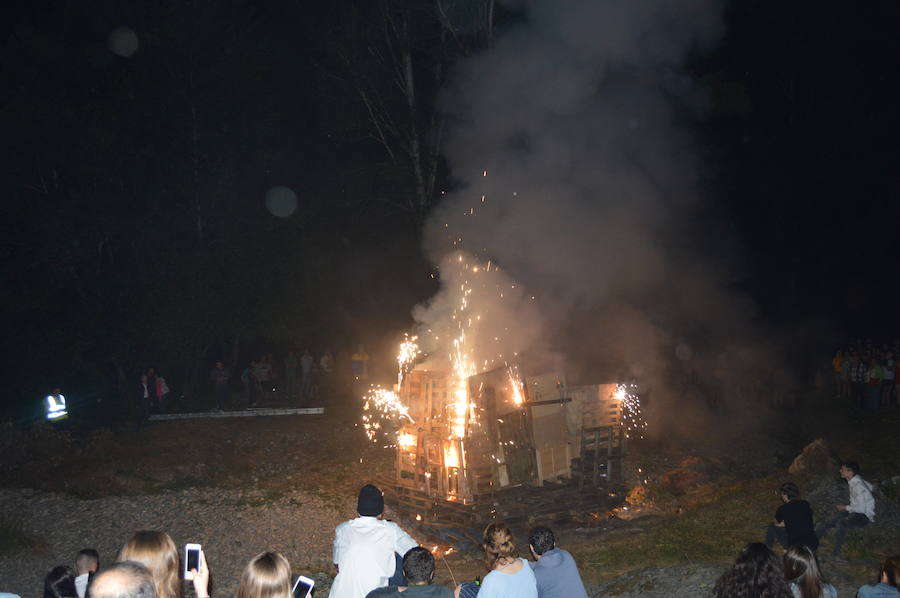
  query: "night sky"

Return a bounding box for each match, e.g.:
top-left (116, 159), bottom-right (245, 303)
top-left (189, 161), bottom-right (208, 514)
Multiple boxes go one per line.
top-left (2, 0), bottom-right (899, 418)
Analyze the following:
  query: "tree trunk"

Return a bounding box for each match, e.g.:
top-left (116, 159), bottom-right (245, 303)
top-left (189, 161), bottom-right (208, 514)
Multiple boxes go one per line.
top-left (400, 25), bottom-right (427, 210)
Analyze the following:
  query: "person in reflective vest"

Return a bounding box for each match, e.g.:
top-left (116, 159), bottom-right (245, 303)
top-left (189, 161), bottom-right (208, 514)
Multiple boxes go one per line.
top-left (45, 388), bottom-right (68, 420)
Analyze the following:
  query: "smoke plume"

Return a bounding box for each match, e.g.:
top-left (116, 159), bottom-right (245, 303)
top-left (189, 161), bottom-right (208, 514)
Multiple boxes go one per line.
top-left (414, 0), bottom-right (780, 441)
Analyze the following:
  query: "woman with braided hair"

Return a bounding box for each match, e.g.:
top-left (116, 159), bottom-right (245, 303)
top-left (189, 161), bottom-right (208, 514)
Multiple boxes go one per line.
top-left (454, 522), bottom-right (536, 598)
top-left (712, 543), bottom-right (793, 598)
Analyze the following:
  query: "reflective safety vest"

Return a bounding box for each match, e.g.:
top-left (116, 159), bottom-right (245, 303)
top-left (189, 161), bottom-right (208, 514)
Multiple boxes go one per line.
top-left (45, 394), bottom-right (68, 420)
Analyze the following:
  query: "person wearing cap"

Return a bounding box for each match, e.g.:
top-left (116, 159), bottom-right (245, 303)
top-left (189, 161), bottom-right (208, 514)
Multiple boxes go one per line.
top-left (329, 484), bottom-right (418, 598)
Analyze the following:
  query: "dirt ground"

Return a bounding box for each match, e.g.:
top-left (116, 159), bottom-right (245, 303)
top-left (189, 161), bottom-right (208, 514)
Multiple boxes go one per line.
top-left (1, 388), bottom-right (898, 598)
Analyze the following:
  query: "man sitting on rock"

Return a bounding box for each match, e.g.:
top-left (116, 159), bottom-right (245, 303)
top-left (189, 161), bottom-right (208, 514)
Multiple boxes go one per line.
top-left (815, 461), bottom-right (875, 556)
top-left (528, 526), bottom-right (588, 598)
top-left (365, 547), bottom-right (452, 598)
top-left (88, 561), bottom-right (157, 598)
top-left (330, 484), bottom-right (418, 598)
top-left (764, 482), bottom-right (818, 551)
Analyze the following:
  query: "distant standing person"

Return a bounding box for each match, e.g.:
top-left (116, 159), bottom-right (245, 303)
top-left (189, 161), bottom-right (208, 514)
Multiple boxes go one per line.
top-left (882, 352), bottom-right (895, 407)
top-left (136, 375), bottom-right (152, 424)
top-left (241, 360), bottom-right (256, 404)
top-left (866, 357), bottom-right (883, 410)
top-left (321, 351), bottom-right (335, 374)
top-left (830, 350), bottom-right (843, 398)
top-left (300, 349), bottom-right (315, 400)
top-left (765, 482), bottom-right (818, 551)
top-left (815, 461), bottom-right (875, 556)
top-left (209, 361), bottom-right (230, 410)
top-left (848, 352), bottom-right (867, 407)
top-left (352, 345), bottom-right (369, 381)
top-left (154, 374), bottom-right (170, 414)
top-left (320, 350), bottom-right (335, 397)
top-left (284, 350), bottom-right (299, 401)
top-left (527, 526), bottom-right (587, 598)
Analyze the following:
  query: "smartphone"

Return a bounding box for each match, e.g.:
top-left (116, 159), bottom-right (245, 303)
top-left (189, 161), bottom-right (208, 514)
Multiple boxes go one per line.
top-left (184, 543), bottom-right (201, 580)
top-left (292, 575), bottom-right (314, 598)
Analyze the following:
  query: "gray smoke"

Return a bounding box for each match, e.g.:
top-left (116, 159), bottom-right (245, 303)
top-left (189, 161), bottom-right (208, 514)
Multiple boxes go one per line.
top-left (414, 0), bottom-right (782, 441)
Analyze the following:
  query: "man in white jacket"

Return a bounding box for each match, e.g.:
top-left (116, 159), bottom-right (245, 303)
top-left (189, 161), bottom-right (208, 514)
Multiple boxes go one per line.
top-left (815, 461), bottom-right (875, 556)
top-left (330, 484), bottom-right (418, 598)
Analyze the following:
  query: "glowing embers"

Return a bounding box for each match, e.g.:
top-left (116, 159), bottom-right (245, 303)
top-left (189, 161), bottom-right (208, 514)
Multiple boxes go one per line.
top-left (361, 386), bottom-right (415, 443)
top-left (397, 334), bottom-right (421, 388)
top-left (613, 383), bottom-right (647, 440)
top-left (508, 367), bottom-right (525, 406)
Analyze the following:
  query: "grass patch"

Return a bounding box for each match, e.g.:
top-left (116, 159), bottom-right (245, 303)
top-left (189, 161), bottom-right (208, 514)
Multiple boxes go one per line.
top-left (577, 478), bottom-right (776, 580)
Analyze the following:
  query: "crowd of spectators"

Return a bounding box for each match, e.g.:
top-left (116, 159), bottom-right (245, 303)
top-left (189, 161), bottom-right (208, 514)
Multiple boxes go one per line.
top-left (236, 349), bottom-right (336, 406)
top-left (713, 544), bottom-right (899, 598)
top-left (6, 479), bottom-right (896, 598)
top-left (830, 339), bottom-right (899, 410)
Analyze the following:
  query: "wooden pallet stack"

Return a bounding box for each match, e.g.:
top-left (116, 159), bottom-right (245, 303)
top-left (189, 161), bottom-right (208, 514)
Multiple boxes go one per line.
top-left (389, 369), bottom-right (629, 528)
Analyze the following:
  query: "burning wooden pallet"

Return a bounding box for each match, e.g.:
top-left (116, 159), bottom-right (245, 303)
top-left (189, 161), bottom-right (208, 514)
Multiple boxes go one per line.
top-left (389, 366), bottom-right (627, 526)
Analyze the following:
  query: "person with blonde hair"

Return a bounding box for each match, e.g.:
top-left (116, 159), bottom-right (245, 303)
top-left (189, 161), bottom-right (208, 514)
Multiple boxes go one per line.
top-left (783, 546), bottom-right (835, 598)
top-left (455, 522), bottom-right (536, 598)
top-left (117, 531), bottom-right (209, 598)
top-left (235, 552), bottom-right (292, 598)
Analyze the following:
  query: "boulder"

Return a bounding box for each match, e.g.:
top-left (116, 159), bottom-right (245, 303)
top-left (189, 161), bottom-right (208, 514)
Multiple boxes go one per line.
top-left (788, 438), bottom-right (838, 476)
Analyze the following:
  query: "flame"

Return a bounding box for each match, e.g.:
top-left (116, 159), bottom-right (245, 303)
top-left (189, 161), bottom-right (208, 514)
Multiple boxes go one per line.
top-left (508, 369), bottom-right (525, 406)
top-left (397, 433), bottom-right (417, 449)
top-left (444, 443), bottom-right (460, 468)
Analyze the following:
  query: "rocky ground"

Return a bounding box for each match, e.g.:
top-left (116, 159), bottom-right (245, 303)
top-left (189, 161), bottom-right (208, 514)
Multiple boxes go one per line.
top-left (0, 392), bottom-right (897, 598)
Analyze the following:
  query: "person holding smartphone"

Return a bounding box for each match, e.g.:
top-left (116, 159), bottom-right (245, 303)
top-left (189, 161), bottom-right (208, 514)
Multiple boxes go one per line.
top-left (117, 531), bottom-right (210, 598)
top-left (185, 546), bottom-right (210, 598)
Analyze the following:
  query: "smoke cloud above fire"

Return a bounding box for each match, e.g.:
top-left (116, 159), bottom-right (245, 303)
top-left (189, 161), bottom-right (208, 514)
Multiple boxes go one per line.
top-left (413, 0), bottom-right (781, 440)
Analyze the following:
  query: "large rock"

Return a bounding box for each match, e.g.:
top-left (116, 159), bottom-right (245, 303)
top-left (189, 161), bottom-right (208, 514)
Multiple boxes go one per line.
top-left (788, 438), bottom-right (838, 476)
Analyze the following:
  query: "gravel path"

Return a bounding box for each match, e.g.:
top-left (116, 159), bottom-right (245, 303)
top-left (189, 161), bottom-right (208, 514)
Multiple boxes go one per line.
top-left (0, 487), bottom-right (353, 598)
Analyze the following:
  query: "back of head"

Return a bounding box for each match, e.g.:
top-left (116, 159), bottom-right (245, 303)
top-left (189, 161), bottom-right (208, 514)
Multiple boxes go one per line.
top-left (117, 531), bottom-right (179, 598)
top-left (784, 546), bottom-right (825, 598)
top-left (713, 543), bottom-right (792, 598)
top-left (883, 556), bottom-right (900, 589)
top-left (483, 522), bottom-right (517, 570)
top-left (45, 566), bottom-right (78, 598)
top-left (779, 482), bottom-right (800, 500)
top-left (235, 551), bottom-right (291, 598)
top-left (356, 484), bottom-right (384, 517)
top-left (89, 561), bottom-right (158, 598)
top-left (402, 547), bottom-right (435, 584)
top-left (76, 549), bottom-right (100, 574)
top-left (527, 526), bottom-right (556, 556)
